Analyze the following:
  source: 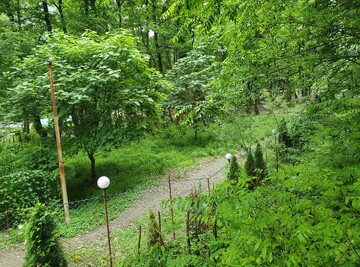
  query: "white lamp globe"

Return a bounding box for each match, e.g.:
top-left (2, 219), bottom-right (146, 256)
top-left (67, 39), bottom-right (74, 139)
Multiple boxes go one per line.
top-left (225, 153), bottom-right (232, 161)
top-left (97, 176), bottom-right (110, 190)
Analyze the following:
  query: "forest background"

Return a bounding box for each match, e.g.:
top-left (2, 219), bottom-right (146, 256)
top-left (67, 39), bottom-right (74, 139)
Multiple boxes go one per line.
top-left (0, 0), bottom-right (359, 266)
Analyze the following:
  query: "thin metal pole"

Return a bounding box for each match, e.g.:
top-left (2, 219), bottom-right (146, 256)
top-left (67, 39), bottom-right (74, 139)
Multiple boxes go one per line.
top-left (48, 60), bottom-right (70, 225)
top-left (103, 189), bottom-right (113, 267)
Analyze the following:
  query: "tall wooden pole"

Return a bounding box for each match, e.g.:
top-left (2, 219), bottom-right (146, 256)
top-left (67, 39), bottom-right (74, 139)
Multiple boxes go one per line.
top-left (48, 60), bottom-right (70, 225)
top-left (168, 175), bottom-right (176, 240)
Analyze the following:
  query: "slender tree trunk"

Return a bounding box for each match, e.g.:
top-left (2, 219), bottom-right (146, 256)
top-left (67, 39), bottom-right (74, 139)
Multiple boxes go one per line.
top-left (254, 97), bottom-right (260, 115)
top-left (166, 50), bottom-right (172, 70)
top-left (42, 1), bottom-right (52, 32)
top-left (23, 120), bottom-right (30, 134)
top-left (57, 0), bottom-right (67, 33)
top-left (33, 115), bottom-right (47, 138)
top-left (4, 1), bottom-right (15, 22)
top-left (89, 0), bottom-right (96, 11)
top-left (150, 1), bottom-right (164, 73)
top-left (87, 151), bottom-right (96, 182)
top-left (116, 0), bottom-right (122, 27)
top-left (16, 0), bottom-right (21, 29)
top-left (84, 0), bottom-right (89, 15)
top-left (153, 31), bottom-right (164, 73)
top-left (284, 72), bottom-right (291, 103)
top-left (194, 128), bottom-right (198, 142)
top-left (167, 108), bottom-right (174, 123)
top-left (246, 81), bottom-right (253, 113)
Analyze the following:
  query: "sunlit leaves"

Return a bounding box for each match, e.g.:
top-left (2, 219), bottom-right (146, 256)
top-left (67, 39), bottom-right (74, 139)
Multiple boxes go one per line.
top-left (4, 30), bottom-right (167, 178)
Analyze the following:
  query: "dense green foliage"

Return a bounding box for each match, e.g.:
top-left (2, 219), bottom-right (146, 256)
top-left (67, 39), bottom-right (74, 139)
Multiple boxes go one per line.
top-left (0, 168), bottom-right (59, 230)
top-left (118, 109), bottom-right (360, 267)
top-left (24, 203), bottom-right (67, 267)
top-left (0, 0), bottom-right (359, 265)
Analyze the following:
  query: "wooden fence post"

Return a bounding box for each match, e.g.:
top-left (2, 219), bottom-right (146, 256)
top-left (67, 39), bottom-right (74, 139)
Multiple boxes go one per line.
top-left (137, 225), bottom-right (142, 256)
top-left (168, 174), bottom-right (176, 241)
top-left (207, 177), bottom-right (211, 196)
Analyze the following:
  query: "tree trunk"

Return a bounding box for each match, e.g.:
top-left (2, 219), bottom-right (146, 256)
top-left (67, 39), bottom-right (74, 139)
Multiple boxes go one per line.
top-left (254, 98), bottom-right (260, 115)
top-left (84, 0), bottom-right (89, 15)
top-left (87, 151), bottom-right (96, 182)
top-left (22, 120), bottom-right (30, 142)
top-left (150, 1), bottom-right (164, 73)
top-left (57, 0), bottom-right (67, 33)
top-left (194, 127), bottom-right (198, 142)
top-left (284, 72), bottom-right (291, 103)
top-left (33, 115), bottom-right (47, 138)
top-left (42, 1), bottom-right (52, 32)
top-left (115, 0), bottom-right (122, 27)
top-left (246, 81), bottom-right (253, 113)
top-left (153, 31), bottom-right (164, 73)
top-left (89, 0), bottom-right (96, 11)
top-left (4, 1), bottom-right (15, 22)
top-left (16, 0), bottom-right (21, 28)
top-left (23, 120), bottom-right (30, 134)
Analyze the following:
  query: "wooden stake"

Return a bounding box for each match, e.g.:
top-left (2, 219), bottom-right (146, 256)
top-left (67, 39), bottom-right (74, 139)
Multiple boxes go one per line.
top-left (48, 60), bottom-right (70, 225)
top-left (186, 210), bottom-right (191, 254)
top-left (168, 175), bottom-right (176, 240)
top-left (158, 211), bottom-right (161, 234)
top-left (207, 178), bottom-right (211, 196)
top-left (137, 226), bottom-right (142, 256)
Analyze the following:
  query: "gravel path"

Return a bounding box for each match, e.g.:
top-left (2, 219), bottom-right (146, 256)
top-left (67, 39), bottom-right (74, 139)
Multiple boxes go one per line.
top-left (0, 151), bottom-right (245, 267)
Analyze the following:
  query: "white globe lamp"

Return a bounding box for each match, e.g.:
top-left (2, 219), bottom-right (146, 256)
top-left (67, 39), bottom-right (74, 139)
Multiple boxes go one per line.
top-left (97, 176), bottom-right (110, 190)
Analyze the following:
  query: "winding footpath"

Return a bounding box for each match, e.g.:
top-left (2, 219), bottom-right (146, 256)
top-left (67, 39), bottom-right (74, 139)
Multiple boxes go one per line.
top-left (0, 151), bottom-right (245, 267)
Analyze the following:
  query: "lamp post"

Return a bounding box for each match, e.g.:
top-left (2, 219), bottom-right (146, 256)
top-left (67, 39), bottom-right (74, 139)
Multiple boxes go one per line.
top-left (97, 176), bottom-right (113, 267)
top-left (225, 153), bottom-right (232, 163)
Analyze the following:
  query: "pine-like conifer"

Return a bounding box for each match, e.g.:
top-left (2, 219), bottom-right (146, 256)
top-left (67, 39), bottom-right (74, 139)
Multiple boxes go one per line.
top-left (227, 155), bottom-right (239, 182)
top-left (24, 203), bottom-right (67, 267)
top-left (244, 150), bottom-right (256, 177)
top-left (254, 143), bottom-right (268, 180)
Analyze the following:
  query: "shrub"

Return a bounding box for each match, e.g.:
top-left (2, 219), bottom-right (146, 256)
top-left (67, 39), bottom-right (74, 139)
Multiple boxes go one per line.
top-left (0, 170), bottom-right (59, 229)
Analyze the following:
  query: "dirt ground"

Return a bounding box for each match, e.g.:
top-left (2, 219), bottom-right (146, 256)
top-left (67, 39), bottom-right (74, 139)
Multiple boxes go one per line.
top-left (0, 151), bottom-right (244, 267)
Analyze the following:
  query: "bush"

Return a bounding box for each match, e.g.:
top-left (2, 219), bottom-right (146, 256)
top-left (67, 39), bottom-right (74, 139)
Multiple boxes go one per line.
top-left (0, 170), bottom-right (60, 229)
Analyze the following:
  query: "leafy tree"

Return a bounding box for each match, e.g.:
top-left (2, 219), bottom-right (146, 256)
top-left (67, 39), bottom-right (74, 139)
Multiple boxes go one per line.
top-left (165, 48), bottom-right (219, 140)
top-left (3, 31), bottom-right (167, 182)
top-left (167, 0), bottom-right (359, 116)
top-left (24, 203), bottom-right (67, 267)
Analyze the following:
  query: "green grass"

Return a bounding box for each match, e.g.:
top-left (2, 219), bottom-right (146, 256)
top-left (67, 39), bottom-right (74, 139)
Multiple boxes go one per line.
top-left (64, 112), bottom-right (280, 199)
top-left (0, 112), bottom-right (280, 249)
